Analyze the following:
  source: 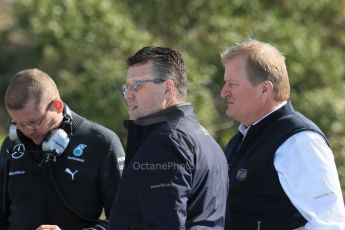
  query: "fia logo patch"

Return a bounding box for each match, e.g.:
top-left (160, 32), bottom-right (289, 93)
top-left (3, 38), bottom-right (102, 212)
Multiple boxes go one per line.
top-left (236, 168), bottom-right (248, 181)
top-left (73, 144), bottom-right (87, 157)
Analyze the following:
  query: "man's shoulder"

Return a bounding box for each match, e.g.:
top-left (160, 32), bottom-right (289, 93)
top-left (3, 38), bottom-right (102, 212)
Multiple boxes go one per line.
top-left (0, 137), bottom-right (12, 151)
top-left (164, 117), bottom-right (223, 152)
top-left (72, 112), bottom-right (120, 141)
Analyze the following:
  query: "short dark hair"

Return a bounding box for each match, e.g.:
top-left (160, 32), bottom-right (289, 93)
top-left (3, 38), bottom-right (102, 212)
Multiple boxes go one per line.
top-left (127, 46), bottom-right (187, 99)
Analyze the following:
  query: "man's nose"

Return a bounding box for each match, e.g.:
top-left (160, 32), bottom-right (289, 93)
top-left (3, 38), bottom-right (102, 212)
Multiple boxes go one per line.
top-left (123, 90), bottom-right (134, 101)
top-left (220, 84), bottom-right (229, 98)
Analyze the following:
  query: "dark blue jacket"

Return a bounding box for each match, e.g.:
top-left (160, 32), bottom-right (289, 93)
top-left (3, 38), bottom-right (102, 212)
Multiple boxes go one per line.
top-left (109, 104), bottom-right (228, 230)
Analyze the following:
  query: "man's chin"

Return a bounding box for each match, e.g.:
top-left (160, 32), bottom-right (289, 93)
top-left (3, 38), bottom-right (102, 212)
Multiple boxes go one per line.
top-left (129, 113), bottom-right (138, 120)
top-left (30, 137), bottom-right (44, 145)
top-left (226, 109), bottom-right (233, 118)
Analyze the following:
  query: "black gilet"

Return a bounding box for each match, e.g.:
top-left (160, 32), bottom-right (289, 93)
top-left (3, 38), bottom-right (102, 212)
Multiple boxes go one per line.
top-left (224, 101), bottom-right (328, 230)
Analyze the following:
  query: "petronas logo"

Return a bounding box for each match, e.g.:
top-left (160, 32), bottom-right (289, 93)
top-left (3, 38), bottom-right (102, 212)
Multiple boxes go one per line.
top-left (73, 144), bottom-right (87, 157)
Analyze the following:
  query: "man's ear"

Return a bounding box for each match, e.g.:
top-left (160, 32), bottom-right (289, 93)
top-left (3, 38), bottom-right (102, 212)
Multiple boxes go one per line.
top-left (52, 99), bottom-right (64, 113)
top-left (261, 81), bottom-right (273, 94)
top-left (164, 79), bottom-right (175, 96)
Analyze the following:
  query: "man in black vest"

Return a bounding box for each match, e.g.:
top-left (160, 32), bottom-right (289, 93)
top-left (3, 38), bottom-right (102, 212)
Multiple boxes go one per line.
top-left (220, 39), bottom-right (345, 229)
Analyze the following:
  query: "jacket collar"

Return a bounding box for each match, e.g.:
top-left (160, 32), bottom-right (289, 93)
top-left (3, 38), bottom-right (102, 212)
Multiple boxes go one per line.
top-left (124, 103), bottom-right (192, 128)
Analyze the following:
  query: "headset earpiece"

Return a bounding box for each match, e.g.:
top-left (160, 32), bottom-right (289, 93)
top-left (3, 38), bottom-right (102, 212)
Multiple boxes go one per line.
top-left (42, 129), bottom-right (70, 156)
top-left (42, 103), bottom-right (72, 156)
top-left (9, 123), bottom-right (19, 142)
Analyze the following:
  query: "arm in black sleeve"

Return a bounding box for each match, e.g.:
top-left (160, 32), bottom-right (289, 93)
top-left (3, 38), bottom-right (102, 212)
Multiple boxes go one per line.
top-left (101, 133), bottom-right (125, 217)
top-left (0, 137), bottom-right (12, 229)
top-left (137, 133), bottom-right (194, 229)
top-left (85, 132), bottom-right (125, 230)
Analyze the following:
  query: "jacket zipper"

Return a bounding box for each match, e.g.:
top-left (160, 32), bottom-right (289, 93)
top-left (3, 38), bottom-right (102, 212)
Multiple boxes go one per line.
top-left (257, 220), bottom-right (261, 230)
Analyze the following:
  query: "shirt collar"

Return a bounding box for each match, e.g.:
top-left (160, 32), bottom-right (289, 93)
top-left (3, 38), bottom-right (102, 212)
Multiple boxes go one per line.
top-left (239, 101), bottom-right (287, 136)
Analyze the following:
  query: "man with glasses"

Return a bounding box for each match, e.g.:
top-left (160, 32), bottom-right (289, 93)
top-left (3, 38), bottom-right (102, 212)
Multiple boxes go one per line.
top-left (108, 46), bottom-right (228, 230)
top-left (0, 68), bottom-right (125, 230)
top-left (10, 101), bottom-right (52, 130)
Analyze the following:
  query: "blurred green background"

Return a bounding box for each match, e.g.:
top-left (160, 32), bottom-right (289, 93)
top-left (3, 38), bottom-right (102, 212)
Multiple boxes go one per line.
top-left (0, 0), bottom-right (344, 196)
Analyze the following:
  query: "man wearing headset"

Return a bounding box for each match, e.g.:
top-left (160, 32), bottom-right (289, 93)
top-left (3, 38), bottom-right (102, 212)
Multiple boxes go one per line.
top-left (0, 68), bottom-right (125, 230)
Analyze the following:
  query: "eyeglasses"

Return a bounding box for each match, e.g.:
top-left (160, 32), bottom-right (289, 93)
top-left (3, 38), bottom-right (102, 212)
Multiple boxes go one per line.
top-left (122, 79), bottom-right (166, 94)
top-left (10, 101), bottom-right (53, 130)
